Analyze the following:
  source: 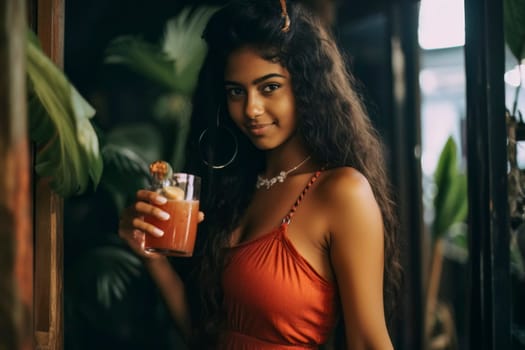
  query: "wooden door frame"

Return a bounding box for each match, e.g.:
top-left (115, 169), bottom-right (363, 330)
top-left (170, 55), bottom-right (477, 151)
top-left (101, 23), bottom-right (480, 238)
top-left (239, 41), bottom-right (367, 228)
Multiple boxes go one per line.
top-left (28, 0), bottom-right (65, 349)
top-left (0, 0), bottom-right (33, 349)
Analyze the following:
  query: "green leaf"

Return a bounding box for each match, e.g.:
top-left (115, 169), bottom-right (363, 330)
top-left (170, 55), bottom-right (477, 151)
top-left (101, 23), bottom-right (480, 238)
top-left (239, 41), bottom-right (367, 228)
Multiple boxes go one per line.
top-left (105, 36), bottom-right (179, 90)
top-left (442, 223), bottom-right (468, 263)
top-left (433, 137), bottom-right (458, 222)
top-left (101, 144), bottom-right (151, 214)
top-left (162, 6), bottom-right (219, 94)
top-left (152, 92), bottom-right (192, 122)
top-left (101, 123), bottom-right (163, 212)
top-left (433, 174), bottom-right (468, 238)
top-left (150, 93), bottom-right (192, 171)
top-left (27, 30), bottom-right (103, 196)
top-left (104, 6), bottom-right (217, 96)
top-left (68, 245), bottom-right (142, 309)
top-left (105, 123), bottom-right (163, 164)
top-left (432, 137), bottom-right (468, 239)
top-left (504, 0), bottom-right (525, 61)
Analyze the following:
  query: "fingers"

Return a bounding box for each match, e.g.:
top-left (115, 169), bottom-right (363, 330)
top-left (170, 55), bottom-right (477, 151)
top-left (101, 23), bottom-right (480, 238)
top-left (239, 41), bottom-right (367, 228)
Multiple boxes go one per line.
top-left (120, 204), bottom-right (167, 238)
top-left (136, 189), bottom-right (167, 205)
top-left (120, 228), bottom-right (164, 260)
top-left (130, 229), bottom-right (166, 259)
top-left (118, 201), bottom-right (167, 242)
top-left (131, 217), bottom-right (164, 237)
top-left (118, 224), bottom-right (146, 257)
top-left (119, 190), bottom-right (206, 259)
top-left (134, 201), bottom-right (170, 221)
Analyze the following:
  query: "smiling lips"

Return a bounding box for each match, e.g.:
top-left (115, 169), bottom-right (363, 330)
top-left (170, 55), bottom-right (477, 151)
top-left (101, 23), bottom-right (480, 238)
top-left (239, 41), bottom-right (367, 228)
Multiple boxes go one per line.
top-left (246, 122), bottom-right (274, 136)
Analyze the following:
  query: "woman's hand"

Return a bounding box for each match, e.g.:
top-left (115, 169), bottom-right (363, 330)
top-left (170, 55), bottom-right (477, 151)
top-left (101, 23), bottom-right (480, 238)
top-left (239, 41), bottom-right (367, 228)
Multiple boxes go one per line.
top-left (118, 189), bottom-right (205, 259)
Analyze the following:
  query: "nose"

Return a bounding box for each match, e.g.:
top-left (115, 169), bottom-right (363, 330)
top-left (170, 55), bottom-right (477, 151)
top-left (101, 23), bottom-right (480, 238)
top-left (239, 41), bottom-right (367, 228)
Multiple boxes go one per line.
top-left (245, 93), bottom-right (264, 119)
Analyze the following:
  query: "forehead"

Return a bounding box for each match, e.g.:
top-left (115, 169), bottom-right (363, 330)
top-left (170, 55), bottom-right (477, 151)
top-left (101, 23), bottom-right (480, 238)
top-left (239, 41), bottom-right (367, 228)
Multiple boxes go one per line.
top-left (224, 46), bottom-right (289, 82)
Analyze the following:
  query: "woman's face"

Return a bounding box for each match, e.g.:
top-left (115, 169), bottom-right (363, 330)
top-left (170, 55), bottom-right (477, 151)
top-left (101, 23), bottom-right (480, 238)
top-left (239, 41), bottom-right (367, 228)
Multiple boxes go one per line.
top-left (224, 46), bottom-right (298, 151)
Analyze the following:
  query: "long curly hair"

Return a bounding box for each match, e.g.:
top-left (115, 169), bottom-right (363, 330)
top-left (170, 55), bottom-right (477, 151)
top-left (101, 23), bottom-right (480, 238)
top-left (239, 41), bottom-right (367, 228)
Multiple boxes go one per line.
top-left (185, 0), bottom-right (402, 347)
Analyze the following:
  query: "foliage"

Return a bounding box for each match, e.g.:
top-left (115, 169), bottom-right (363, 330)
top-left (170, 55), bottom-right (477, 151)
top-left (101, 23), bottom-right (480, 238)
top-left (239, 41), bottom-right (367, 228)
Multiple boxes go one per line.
top-left (67, 243), bottom-right (142, 309)
top-left (504, 0), bottom-right (525, 62)
top-left (27, 30), bottom-right (102, 196)
top-left (161, 6), bottom-right (217, 95)
top-left (104, 37), bottom-right (178, 91)
top-left (100, 124), bottom-right (162, 214)
top-left (64, 8), bottom-right (216, 348)
top-left (104, 6), bottom-right (218, 172)
top-left (105, 6), bottom-right (216, 96)
top-left (434, 134), bottom-right (525, 277)
top-left (432, 137), bottom-right (468, 240)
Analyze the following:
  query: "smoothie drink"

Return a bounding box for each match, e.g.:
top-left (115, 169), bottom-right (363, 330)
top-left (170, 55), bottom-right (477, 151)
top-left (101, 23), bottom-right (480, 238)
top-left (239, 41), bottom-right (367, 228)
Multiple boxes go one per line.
top-left (144, 197), bottom-right (200, 256)
top-left (144, 171), bottom-right (201, 257)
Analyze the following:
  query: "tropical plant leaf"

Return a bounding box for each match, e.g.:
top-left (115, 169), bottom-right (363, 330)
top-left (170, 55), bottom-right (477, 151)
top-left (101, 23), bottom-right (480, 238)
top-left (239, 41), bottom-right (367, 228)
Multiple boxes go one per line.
top-left (67, 245), bottom-right (142, 309)
top-left (101, 144), bottom-right (151, 214)
top-left (105, 36), bottom-right (178, 90)
top-left (103, 7), bottom-right (217, 174)
top-left (433, 137), bottom-right (457, 231)
top-left (162, 6), bottom-right (218, 94)
top-left (27, 30), bottom-right (103, 196)
top-left (105, 122), bottom-right (164, 164)
top-left (152, 93), bottom-right (192, 171)
top-left (432, 137), bottom-right (468, 239)
top-left (443, 223), bottom-right (468, 263)
top-left (433, 173), bottom-right (468, 238)
top-left (104, 6), bottom-right (216, 96)
top-left (504, 0), bottom-right (525, 61)
top-left (433, 137), bottom-right (457, 205)
top-left (101, 123), bottom-right (164, 212)
top-left (152, 92), bottom-right (192, 122)
top-left (161, 6), bottom-right (218, 169)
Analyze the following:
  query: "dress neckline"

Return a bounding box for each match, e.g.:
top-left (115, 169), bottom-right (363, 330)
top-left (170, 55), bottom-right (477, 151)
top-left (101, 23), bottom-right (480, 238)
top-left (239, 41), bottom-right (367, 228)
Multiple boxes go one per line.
top-left (228, 168), bottom-right (324, 249)
top-left (227, 222), bottom-right (335, 287)
top-left (228, 223), bottom-right (286, 249)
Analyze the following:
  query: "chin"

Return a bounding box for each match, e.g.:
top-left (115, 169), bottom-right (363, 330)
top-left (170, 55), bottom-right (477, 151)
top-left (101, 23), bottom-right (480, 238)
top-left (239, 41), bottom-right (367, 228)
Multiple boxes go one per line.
top-left (251, 142), bottom-right (275, 151)
top-left (249, 138), bottom-right (280, 151)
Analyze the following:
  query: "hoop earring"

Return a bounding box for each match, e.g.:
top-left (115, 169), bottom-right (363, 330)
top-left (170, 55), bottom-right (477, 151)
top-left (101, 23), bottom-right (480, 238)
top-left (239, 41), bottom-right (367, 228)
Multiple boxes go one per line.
top-left (198, 107), bottom-right (238, 169)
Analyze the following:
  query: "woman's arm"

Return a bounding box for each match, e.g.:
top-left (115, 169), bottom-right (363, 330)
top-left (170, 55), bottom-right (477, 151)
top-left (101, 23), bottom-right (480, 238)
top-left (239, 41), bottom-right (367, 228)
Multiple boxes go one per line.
top-left (143, 257), bottom-right (192, 341)
top-left (326, 168), bottom-right (393, 350)
top-left (118, 189), bottom-right (202, 343)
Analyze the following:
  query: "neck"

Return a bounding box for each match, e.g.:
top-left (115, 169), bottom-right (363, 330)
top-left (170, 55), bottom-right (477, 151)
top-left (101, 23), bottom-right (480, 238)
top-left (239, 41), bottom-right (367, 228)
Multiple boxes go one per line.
top-left (261, 141), bottom-right (315, 177)
top-left (255, 153), bottom-right (312, 190)
top-left (264, 153), bottom-right (309, 177)
top-left (262, 136), bottom-right (314, 177)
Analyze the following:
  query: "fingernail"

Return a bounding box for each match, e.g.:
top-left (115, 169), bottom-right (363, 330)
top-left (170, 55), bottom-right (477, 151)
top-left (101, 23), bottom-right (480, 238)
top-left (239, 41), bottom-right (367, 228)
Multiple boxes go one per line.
top-left (155, 196), bottom-right (167, 204)
top-left (153, 228), bottom-right (164, 237)
top-left (158, 211), bottom-right (170, 220)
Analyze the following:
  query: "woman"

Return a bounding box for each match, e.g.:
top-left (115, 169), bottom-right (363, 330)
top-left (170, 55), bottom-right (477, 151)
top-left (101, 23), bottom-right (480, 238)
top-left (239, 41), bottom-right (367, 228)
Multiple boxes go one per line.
top-left (119, 0), bottom-right (401, 349)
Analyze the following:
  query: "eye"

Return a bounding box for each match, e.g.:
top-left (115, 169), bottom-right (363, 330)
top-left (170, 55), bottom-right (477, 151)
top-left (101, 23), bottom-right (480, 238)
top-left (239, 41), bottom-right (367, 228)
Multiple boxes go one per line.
top-left (262, 83), bottom-right (281, 93)
top-left (225, 86), bottom-right (245, 97)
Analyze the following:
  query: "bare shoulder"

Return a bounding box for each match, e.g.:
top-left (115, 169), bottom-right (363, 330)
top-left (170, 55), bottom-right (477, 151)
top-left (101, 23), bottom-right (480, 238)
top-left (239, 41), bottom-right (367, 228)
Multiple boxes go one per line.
top-left (315, 167), bottom-right (383, 239)
top-left (316, 167), bottom-right (376, 207)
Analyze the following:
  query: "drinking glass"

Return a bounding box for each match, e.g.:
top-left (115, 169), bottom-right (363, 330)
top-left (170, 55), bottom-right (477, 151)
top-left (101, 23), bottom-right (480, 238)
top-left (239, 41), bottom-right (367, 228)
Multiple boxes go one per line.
top-left (144, 173), bottom-right (201, 257)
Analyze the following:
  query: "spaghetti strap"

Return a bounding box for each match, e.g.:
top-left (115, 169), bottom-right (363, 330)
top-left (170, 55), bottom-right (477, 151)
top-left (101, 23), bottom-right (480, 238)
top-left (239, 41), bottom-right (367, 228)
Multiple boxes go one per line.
top-left (282, 168), bottom-right (324, 225)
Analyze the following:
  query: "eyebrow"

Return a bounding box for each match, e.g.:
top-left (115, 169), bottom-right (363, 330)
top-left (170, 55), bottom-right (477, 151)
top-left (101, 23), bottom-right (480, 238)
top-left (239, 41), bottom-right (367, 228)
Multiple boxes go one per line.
top-left (224, 73), bottom-right (287, 86)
